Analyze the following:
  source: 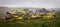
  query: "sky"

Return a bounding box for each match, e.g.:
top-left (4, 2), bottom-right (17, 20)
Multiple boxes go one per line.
top-left (0, 0), bottom-right (60, 8)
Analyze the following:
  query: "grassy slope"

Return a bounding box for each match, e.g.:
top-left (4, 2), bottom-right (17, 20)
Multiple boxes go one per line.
top-left (0, 12), bottom-right (60, 27)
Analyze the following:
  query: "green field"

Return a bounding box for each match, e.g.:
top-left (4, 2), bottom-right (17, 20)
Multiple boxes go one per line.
top-left (0, 12), bottom-right (60, 27)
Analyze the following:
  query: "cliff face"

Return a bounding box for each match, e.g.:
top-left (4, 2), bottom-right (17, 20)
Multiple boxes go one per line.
top-left (0, 7), bottom-right (59, 19)
top-left (0, 7), bottom-right (8, 19)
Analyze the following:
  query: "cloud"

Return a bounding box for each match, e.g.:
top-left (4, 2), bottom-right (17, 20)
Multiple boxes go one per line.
top-left (0, 0), bottom-right (60, 8)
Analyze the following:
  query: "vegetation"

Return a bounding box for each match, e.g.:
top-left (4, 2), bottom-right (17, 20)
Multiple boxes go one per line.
top-left (0, 9), bottom-right (60, 27)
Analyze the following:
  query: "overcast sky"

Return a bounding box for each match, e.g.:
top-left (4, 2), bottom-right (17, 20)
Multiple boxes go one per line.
top-left (0, 0), bottom-right (60, 8)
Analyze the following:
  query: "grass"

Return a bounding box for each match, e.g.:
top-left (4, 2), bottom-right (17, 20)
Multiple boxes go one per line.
top-left (0, 12), bottom-right (60, 27)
